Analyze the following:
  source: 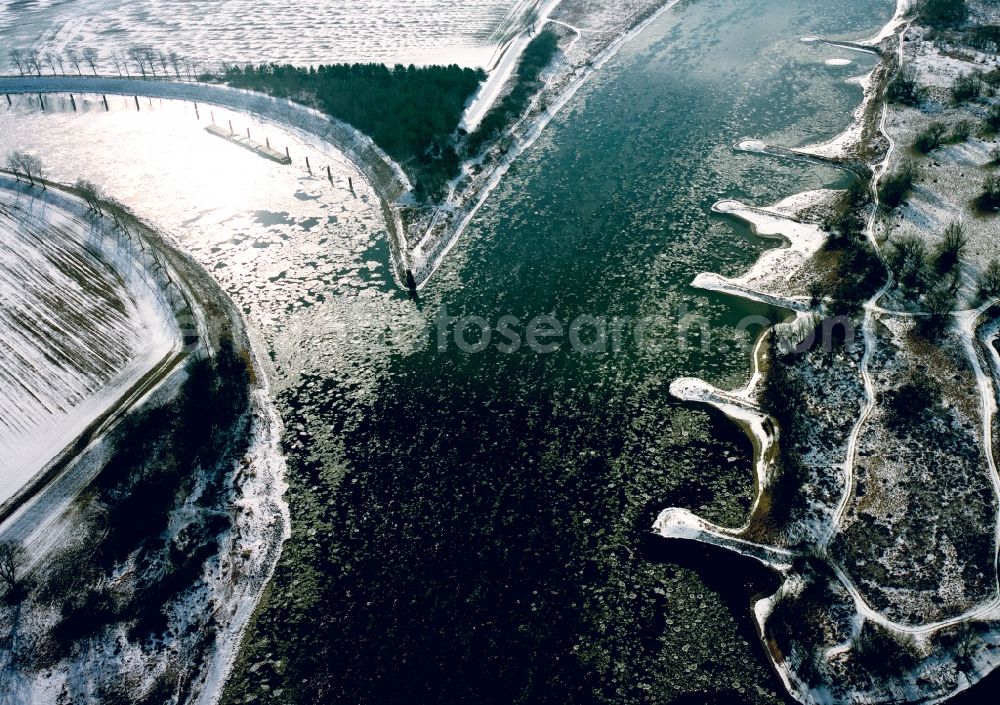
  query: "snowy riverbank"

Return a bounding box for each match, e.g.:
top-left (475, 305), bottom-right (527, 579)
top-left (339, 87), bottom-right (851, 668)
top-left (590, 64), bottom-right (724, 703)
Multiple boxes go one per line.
top-left (0, 180), bottom-right (288, 705)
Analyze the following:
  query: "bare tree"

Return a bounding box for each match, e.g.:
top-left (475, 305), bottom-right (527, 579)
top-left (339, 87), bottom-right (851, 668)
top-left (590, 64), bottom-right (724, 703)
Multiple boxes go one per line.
top-left (6, 151), bottom-right (45, 188)
top-left (8, 48), bottom-right (27, 76)
top-left (25, 48), bottom-right (42, 76)
top-left (127, 46), bottom-right (148, 78)
top-left (127, 45), bottom-right (159, 78)
top-left (984, 173), bottom-right (1000, 209)
top-left (142, 46), bottom-right (158, 77)
top-left (25, 154), bottom-right (43, 187)
top-left (110, 51), bottom-right (125, 77)
top-left (923, 284), bottom-right (957, 338)
top-left (168, 51), bottom-right (182, 79)
top-left (75, 179), bottom-right (105, 215)
top-left (42, 51), bottom-right (60, 75)
top-left (66, 48), bottom-right (82, 75)
top-left (0, 541), bottom-right (26, 594)
top-left (980, 259), bottom-right (1000, 297)
top-left (936, 221), bottom-right (968, 273)
top-left (6, 152), bottom-right (23, 182)
top-left (82, 47), bottom-right (100, 76)
top-left (157, 50), bottom-right (169, 76)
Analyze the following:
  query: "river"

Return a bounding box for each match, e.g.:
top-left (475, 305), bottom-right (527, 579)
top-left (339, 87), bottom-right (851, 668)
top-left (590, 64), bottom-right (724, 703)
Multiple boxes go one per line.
top-left (229, 0), bottom-right (894, 703)
top-left (0, 0), bottom-right (906, 703)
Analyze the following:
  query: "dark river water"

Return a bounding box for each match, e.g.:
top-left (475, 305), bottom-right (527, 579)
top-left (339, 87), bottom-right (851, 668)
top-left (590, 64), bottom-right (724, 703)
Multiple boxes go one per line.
top-left (254, 1), bottom-right (898, 704)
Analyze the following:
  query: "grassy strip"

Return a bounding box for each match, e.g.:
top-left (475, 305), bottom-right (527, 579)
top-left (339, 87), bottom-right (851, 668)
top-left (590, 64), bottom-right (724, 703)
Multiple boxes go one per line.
top-left (466, 30), bottom-right (560, 156)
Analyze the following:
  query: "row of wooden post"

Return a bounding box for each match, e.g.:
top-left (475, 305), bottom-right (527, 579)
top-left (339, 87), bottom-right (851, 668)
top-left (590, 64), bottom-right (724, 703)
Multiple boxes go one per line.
top-left (3, 92), bottom-right (122, 111)
top-left (5, 92), bottom-right (358, 195)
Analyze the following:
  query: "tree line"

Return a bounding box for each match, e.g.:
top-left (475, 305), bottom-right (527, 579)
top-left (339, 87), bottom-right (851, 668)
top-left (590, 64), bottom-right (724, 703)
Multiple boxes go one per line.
top-left (5, 151), bottom-right (45, 188)
top-left (917, 0), bottom-right (969, 30)
top-left (7, 46), bottom-right (205, 80)
top-left (466, 30), bottom-right (559, 155)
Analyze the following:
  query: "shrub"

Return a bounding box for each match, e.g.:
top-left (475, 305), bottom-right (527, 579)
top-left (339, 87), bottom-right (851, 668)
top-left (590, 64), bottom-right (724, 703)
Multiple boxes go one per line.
top-left (760, 334), bottom-right (815, 448)
top-left (935, 221), bottom-right (967, 272)
top-left (855, 620), bottom-right (923, 674)
top-left (766, 582), bottom-right (829, 684)
top-left (986, 105), bottom-right (1000, 132)
top-left (880, 159), bottom-right (919, 208)
top-left (985, 67), bottom-right (1000, 86)
top-left (828, 237), bottom-right (884, 316)
top-left (808, 281), bottom-right (826, 307)
top-left (887, 236), bottom-right (930, 292)
top-left (951, 119), bottom-right (973, 142)
top-left (980, 172), bottom-right (1000, 209)
top-left (951, 72), bottom-right (983, 103)
top-left (979, 259), bottom-right (1000, 296)
top-left (824, 203), bottom-right (866, 242)
top-left (966, 26), bottom-right (1000, 53)
top-left (0, 541), bottom-right (26, 596)
top-left (917, 0), bottom-right (969, 29)
top-left (990, 145), bottom-right (1000, 165)
top-left (885, 368), bottom-right (941, 428)
top-left (887, 64), bottom-right (927, 105)
top-left (913, 121), bottom-right (948, 153)
top-left (922, 284), bottom-right (957, 337)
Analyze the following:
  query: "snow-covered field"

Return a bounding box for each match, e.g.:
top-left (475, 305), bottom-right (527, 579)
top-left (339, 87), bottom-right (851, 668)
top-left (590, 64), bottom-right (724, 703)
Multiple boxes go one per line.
top-left (0, 0), bottom-right (537, 71)
top-left (879, 27), bottom-right (1000, 306)
top-left (0, 176), bottom-right (288, 705)
top-left (0, 183), bottom-right (176, 505)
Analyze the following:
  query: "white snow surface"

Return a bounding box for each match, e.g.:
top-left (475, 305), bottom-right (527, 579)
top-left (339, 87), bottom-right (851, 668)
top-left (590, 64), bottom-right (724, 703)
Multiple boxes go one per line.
top-left (461, 0), bottom-right (564, 132)
top-left (0, 0), bottom-right (534, 71)
top-left (0, 184), bottom-right (176, 504)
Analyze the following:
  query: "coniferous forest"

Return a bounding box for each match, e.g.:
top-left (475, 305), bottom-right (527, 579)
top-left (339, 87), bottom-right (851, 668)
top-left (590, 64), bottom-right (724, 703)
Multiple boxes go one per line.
top-left (218, 30), bottom-right (560, 202)
top-left (220, 62), bottom-right (485, 200)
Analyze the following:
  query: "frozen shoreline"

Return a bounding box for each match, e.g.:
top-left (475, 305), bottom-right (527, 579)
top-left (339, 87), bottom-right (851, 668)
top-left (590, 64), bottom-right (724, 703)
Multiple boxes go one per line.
top-left (699, 192), bottom-right (836, 309)
top-left (663, 0), bottom-right (914, 535)
top-left (649, 1), bottom-right (1000, 703)
top-left (0, 76), bottom-right (414, 287)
